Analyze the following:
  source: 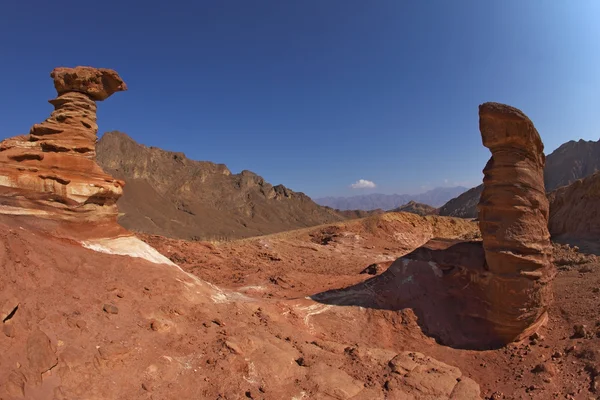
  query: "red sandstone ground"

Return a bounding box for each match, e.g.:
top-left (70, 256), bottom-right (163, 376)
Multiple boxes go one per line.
top-left (1, 213), bottom-right (485, 400)
top-left (143, 213), bottom-right (600, 400)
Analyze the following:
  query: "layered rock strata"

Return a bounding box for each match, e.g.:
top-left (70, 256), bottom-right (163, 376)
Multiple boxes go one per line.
top-left (0, 67), bottom-right (127, 222)
top-left (477, 102), bottom-right (554, 343)
top-left (314, 103), bottom-right (554, 349)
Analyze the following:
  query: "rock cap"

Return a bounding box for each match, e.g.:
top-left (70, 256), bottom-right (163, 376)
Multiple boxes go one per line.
top-left (479, 102), bottom-right (544, 156)
top-left (51, 66), bottom-right (127, 101)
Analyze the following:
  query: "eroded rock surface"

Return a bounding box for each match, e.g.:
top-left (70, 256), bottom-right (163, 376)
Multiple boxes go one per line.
top-left (314, 103), bottom-right (555, 349)
top-left (0, 67), bottom-right (127, 223)
top-left (478, 102), bottom-right (554, 343)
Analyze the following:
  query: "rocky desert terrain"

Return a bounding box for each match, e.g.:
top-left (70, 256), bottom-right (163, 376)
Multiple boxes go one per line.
top-left (1, 67), bottom-right (599, 400)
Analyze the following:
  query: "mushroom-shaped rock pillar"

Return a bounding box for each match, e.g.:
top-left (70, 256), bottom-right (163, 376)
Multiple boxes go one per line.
top-left (0, 66), bottom-right (127, 223)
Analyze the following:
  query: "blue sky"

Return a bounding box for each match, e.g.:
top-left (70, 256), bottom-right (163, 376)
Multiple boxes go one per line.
top-left (1, 1), bottom-right (599, 198)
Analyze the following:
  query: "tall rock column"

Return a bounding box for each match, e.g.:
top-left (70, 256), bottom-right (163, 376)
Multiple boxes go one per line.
top-left (0, 67), bottom-right (127, 222)
top-left (478, 102), bottom-right (554, 342)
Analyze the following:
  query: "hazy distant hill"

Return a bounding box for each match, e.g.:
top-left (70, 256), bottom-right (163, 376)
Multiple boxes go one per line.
top-left (315, 186), bottom-right (467, 211)
top-left (96, 131), bottom-right (345, 240)
top-left (390, 201), bottom-right (438, 216)
top-left (439, 138), bottom-right (600, 218)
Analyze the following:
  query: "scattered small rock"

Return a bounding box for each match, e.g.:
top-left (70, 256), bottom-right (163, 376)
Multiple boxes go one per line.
top-left (360, 263), bottom-right (382, 275)
top-left (552, 350), bottom-right (563, 358)
top-left (98, 343), bottom-right (130, 360)
top-left (572, 324), bottom-right (588, 339)
top-left (103, 304), bottom-right (119, 315)
top-left (224, 340), bottom-right (243, 355)
top-left (532, 363), bottom-right (547, 373)
top-left (26, 329), bottom-right (58, 374)
top-left (295, 357), bottom-right (307, 367)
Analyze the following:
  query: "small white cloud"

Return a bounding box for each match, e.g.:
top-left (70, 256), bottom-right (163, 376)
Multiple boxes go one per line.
top-left (350, 179), bottom-right (376, 189)
top-left (444, 179), bottom-right (449, 184)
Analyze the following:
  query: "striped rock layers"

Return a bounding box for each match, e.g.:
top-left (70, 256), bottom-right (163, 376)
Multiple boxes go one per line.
top-left (0, 67), bottom-right (127, 222)
top-left (477, 102), bottom-right (554, 343)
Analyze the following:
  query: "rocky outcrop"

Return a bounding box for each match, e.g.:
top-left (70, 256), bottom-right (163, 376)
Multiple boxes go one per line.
top-left (477, 102), bottom-right (554, 343)
top-left (548, 171), bottom-right (600, 239)
top-left (544, 138), bottom-right (600, 191)
top-left (438, 184), bottom-right (483, 219)
top-left (0, 67), bottom-right (127, 223)
top-left (314, 103), bottom-right (554, 349)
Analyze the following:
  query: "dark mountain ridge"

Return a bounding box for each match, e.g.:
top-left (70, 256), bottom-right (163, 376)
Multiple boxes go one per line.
top-left (97, 131), bottom-right (345, 240)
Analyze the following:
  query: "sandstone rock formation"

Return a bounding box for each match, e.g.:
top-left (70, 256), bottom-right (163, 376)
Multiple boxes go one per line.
top-left (477, 102), bottom-right (554, 343)
top-left (0, 67), bottom-right (127, 223)
top-left (314, 103), bottom-right (554, 349)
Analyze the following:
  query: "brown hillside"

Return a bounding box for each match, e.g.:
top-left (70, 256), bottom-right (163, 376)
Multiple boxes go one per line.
top-left (438, 185), bottom-right (483, 219)
top-left (336, 208), bottom-right (385, 219)
top-left (544, 139), bottom-right (600, 191)
top-left (548, 172), bottom-right (600, 254)
top-left (96, 131), bottom-right (345, 241)
top-left (390, 200), bottom-right (437, 216)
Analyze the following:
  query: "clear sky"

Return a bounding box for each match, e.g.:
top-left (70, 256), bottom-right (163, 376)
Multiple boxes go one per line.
top-left (1, 1), bottom-right (599, 198)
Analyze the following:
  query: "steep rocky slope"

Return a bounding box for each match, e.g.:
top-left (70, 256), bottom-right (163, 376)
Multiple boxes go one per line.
top-left (437, 184), bottom-right (483, 219)
top-left (548, 172), bottom-right (600, 248)
top-left (96, 131), bottom-right (344, 241)
top-left (544, 138), bottom-right (600, 191)
top-left (439, 138), bottom-right (600, 219)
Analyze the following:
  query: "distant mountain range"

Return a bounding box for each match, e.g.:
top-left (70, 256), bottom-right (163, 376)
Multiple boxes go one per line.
top-left (314, 186), bottom-right (468, 211)
top-left (439, 138), bottom-right (600, 219)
